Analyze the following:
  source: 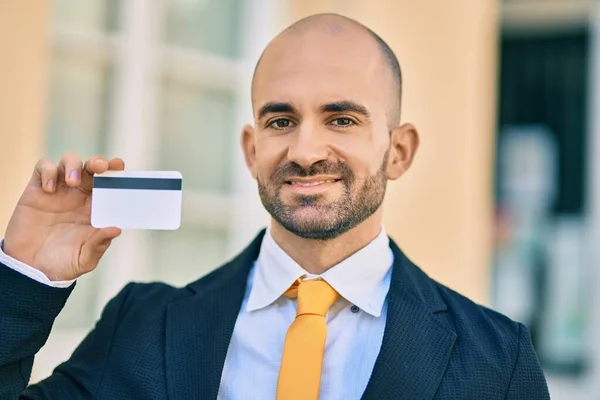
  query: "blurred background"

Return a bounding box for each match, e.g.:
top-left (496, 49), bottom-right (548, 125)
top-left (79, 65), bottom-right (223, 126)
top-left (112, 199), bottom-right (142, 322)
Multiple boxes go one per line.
top-left (1, 0), bottom-right (599, 398)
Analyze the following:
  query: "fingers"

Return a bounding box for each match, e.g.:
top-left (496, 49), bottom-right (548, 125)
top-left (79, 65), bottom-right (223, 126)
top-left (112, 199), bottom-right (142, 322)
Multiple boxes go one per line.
top-left (34, 158), bottom-right (58, 193)
top-left (82, 156), bottom-right (124, 175)
top-left (80, 155), bottom-right (109, 192)
top-left (83, 155), bottom-right (109, 176)
top-left (81, 156), bottom-right (125, 192)
top-left (58, 152), bottom-right (84, 188)
top-left (78, 227), bottom-right (122, 273)
top-left (32, 153), bottom-right (125, 194)
top-left (108, 157), bottom-right (125, 171)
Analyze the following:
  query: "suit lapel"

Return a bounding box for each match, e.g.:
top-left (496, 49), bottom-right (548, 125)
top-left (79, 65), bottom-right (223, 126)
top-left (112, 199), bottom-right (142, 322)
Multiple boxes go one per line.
top-left (165, 231), bottom-right (265, 400)
top-left (361, 241), bottom-right (457, 400)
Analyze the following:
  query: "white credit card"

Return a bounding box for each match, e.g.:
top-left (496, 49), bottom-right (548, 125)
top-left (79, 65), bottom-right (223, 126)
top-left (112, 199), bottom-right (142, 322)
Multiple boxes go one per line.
top-left (91, 170), bottom-right (182, 230)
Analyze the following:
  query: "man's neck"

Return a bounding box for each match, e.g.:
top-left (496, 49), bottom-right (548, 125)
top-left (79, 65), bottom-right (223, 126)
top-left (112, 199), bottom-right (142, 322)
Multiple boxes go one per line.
top-left (269, 212), bottom-right (384, 275)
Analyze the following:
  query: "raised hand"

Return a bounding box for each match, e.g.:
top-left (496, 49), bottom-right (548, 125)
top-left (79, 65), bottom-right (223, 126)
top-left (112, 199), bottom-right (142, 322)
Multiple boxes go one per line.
top-left (3, 152), bottom-right (125, 281)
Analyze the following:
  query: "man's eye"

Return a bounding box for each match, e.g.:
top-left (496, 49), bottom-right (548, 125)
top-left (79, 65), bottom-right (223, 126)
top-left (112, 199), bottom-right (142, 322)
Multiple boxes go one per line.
top-left (269, 119), bottom-right (293, 129)
top-left (331, 118), bottom-right (354, 126)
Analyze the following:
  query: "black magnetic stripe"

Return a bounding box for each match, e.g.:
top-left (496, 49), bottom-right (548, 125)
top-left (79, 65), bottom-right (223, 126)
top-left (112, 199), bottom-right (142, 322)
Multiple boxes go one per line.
top-left (93, 177), bottom-right (182, 191)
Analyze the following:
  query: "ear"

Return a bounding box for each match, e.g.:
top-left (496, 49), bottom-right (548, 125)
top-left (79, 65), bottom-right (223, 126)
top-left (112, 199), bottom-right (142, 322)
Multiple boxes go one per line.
top-left (241, 124), bottom-right (258, 179)
top-left (386, 123), bottom-right (420, 180)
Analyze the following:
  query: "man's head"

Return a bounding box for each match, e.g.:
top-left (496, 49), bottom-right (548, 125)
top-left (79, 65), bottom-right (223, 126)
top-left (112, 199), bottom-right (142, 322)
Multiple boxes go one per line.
top-left (242, 13), bottom-right (419, 240)
top-left (251, 14), bottom-right (403, 126)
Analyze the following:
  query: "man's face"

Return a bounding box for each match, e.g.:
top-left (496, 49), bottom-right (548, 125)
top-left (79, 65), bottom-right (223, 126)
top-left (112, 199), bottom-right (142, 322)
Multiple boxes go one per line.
top-left (246, 29), bottom-right (396, 240)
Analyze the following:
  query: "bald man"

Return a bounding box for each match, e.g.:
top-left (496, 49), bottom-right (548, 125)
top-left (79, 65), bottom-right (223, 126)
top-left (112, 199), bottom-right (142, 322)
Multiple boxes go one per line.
top-left (0, 14), bottom-right (549, 400)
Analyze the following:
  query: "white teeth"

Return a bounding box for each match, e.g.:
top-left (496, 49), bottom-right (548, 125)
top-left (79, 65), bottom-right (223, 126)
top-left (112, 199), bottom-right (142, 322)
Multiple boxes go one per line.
top-left (290, 179), bottom-right (335, 186)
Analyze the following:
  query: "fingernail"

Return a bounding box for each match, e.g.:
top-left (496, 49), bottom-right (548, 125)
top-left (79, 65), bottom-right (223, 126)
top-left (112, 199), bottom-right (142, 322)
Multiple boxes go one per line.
top-left (46, 179), bottom-right (54, 190)
top-left (69, 170), bottom-right (79, 181)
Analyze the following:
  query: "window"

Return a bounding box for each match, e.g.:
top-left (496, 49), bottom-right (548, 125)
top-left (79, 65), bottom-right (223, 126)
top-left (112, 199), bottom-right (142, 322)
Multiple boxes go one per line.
top-left (32, 0), bottom-right (282, 382)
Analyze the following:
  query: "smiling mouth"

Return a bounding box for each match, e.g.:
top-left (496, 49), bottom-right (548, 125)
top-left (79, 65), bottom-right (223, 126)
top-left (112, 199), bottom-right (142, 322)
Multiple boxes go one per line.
top-left (285, 179), bottom-right (340, 187)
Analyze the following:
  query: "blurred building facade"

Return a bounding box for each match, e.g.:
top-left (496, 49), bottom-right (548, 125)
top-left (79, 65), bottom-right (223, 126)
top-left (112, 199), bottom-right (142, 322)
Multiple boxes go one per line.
top-left (492, 1), bottom-right (600, 398)
top-left (2, 0), bottom-right (598, 399)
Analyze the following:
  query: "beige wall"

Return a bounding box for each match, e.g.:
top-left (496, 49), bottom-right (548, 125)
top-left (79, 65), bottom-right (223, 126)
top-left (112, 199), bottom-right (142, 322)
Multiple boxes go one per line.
top-left (0, 1), bottom-right (49, 232)
top-left (287, 0), bottom-right (499, 304)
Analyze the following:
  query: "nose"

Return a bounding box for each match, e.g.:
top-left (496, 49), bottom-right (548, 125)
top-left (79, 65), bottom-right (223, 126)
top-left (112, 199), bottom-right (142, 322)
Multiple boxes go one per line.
top-left (286, 123), bottom-right (329, 169)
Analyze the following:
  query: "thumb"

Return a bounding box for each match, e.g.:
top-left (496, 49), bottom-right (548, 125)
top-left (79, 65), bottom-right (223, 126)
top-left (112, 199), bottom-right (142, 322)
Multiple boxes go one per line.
top-left (79, 227), bottom-right (122, 273)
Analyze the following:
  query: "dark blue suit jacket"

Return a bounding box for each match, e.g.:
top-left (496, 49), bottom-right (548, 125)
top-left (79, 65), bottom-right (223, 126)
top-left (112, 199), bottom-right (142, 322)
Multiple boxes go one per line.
top-left (0, 230), bottom-right (550, 399)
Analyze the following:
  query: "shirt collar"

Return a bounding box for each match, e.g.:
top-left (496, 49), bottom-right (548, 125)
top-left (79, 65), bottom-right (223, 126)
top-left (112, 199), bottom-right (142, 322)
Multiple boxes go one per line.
top-left (246, 226), bottom-right (394, 317)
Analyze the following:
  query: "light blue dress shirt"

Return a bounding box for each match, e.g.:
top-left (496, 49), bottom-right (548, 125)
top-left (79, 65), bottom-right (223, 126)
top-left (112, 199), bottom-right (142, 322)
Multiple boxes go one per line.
top-left (217, 227), bottom-right (394, 400)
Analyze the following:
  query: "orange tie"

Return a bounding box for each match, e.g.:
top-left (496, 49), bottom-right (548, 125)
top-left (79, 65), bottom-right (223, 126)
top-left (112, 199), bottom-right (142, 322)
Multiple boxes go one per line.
top-left (276, 279), bottom-right (339, 400)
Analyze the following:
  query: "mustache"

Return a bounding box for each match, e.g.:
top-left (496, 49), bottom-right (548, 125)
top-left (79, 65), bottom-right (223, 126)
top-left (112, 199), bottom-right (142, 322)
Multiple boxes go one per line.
top-left (271, 160), bottom-right (353, 183)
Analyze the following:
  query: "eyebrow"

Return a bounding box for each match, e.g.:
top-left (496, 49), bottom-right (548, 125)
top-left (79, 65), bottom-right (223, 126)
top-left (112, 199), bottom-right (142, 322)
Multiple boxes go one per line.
top-left (256, 100), bottom-right (371, 120)
top-left (320, 101), bottom-right (371, 120)
top-left (257, 102), bottom-right (297, 120)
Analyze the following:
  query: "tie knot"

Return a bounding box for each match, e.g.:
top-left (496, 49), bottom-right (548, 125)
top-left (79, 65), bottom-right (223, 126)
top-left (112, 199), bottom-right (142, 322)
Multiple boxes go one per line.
top-left (285, 279), bottom-right (339, 317)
